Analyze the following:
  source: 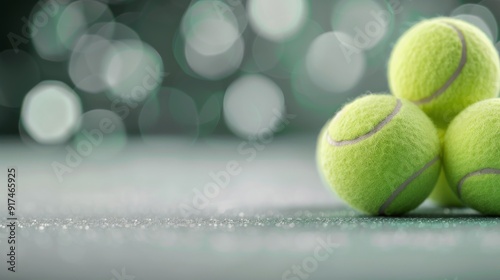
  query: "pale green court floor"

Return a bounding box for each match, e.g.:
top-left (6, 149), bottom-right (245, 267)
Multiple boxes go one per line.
top-left (0, 136), bottom-right (498, 280)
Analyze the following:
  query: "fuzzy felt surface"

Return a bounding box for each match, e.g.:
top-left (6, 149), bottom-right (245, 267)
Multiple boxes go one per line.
top-left (388, 17), bottom-right (500, 129)
top-left (444, 99), bottom-right (500, 215)
top-left (318, 94), bottom-right (441, 215)
top-left (329, 95), bottom-right (396, 141)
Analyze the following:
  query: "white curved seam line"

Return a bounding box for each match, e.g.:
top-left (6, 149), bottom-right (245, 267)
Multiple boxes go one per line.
top-left (378, 156), bottom-right (440, 215)
top-left (326, 99), bottom-right (402, 147)
top-left (456, 168), bottom-right (500, 198)
top-left (413, 22), bottom-right (467, 105)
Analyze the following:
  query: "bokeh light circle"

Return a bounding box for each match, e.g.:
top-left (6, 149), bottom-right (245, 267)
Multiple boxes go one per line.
top-left (87, 21), bottom-right (141, 42)
top-left (186, 17), bottom-right (239, 56)
top-left (247, 0), bottom-right (308, 42)
top-left (305, 31), bottom-right (366, 93)
top-left (331, 0), bottom-right (393, 51)
top-left (479, 1), bottom-right (500, 35)
top-left (223, 75), bottom-right (285, 139)
top-left (181, 0), bottom-right (244, 56)
top-left (68, 22), bottom-right (144, 94)
top-left (453, 14), bottom-right (494, 41)
top-left (279, 19), bottom-right (324, 74)
top-left (30, 0), bottom-right (71, 61)
top-left (182, 0), bottom-right (243, 34)
top-left (291, 59), bottom-right (351, 116)
top-left (69, 34), bottom-right (117, 94)
top-left (104, 40), bottom-right (164, 101)
top-left (21, 81), bottom-right (82, 144)
top-left (451, 3), bottom-right (497, 42)
top-left (57, 0), bottom-right (113, 51)
top-left (185, 37), bottom-right (244, 80)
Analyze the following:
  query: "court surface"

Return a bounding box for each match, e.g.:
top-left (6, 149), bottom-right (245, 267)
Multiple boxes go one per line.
top-left (0, 136), bottom-right (498, 280)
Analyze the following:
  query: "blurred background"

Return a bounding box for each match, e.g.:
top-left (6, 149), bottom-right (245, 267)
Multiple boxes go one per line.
top-left (1, 0), bottom-right (500, 146)
top-left (2, 1), bottom-right (500, 279)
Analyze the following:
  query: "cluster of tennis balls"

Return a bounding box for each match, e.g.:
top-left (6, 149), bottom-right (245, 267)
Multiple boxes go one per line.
top-left (317, 17), bottom-right (500, 216)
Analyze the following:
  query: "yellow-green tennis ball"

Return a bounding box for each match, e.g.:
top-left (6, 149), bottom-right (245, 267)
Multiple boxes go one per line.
top-left (444, 99), bottom-right (500, 215)
top-left (428, 128), bottom-right (463, 207)
top-left (388, 17), bottom-right (500, 128)
top-left (317, 94), bottom-right (441, 215)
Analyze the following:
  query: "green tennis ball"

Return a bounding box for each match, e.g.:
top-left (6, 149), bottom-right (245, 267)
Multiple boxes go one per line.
top-left (317, 94), bottom-right (441, 215)
top-left (444, 99), bottom-right (500, 215)
top-left (428, 128), bottom-right (463, 207)
top-left (389, 17), bottom-right (500, 128)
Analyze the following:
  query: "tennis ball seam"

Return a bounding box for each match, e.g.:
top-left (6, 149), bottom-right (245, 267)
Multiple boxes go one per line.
top-left (326, 99), bottom-right (402, 146)
top-left (414, 22), bottom-right (467, 105)
top-left (456, 168), bottom-right (500, 198)
top-left (378, 156), bottom-right (440, 215)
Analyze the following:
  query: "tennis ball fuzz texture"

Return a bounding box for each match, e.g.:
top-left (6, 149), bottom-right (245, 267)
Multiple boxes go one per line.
top-left (317, 94), bottom-right (441, 215)
top-left (444, 99), bottom-right (500, 215)
top-left (389, 17), bottom-right (500, 128)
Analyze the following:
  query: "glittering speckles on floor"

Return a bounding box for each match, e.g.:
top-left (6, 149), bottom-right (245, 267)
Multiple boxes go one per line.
top-left (0, 137), bottom-right (498, 280)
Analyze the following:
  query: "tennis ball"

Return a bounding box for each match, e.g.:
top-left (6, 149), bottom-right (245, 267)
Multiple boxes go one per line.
top-left (444, 99), bottom-right (500, 215)
top-left (388, 17), bottom-right (500, 128)
top-left (317, 94), bottom-right (441, 215)
top-left (428, 128), bottom-right (463, 207)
